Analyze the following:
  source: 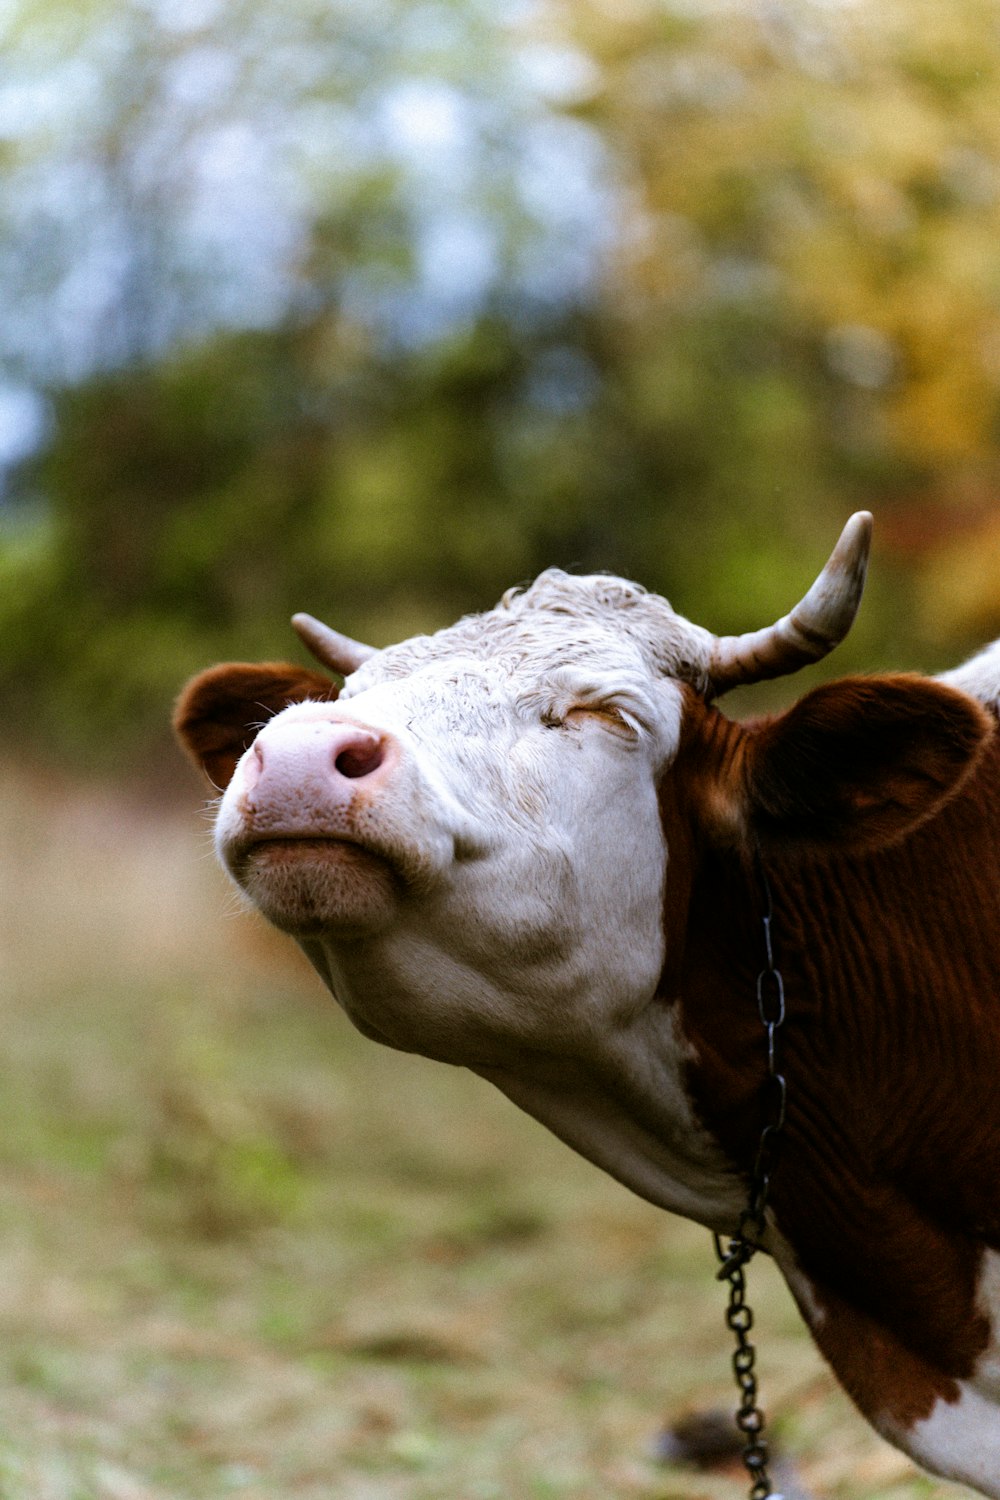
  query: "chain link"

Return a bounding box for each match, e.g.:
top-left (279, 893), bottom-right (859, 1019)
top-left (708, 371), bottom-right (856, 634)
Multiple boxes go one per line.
top-left (712, 860), bottom-right (787, 1500)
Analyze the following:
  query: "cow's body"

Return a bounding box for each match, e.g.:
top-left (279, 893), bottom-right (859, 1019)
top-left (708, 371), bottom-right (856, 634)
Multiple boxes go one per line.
top-left (678, 720), bottom-right (1000, 1489)
top-left (176, 522), bottom-right (1000, 1496)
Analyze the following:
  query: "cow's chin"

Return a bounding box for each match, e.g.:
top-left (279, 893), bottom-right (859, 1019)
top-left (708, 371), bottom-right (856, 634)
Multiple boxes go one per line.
top-left (238, 839), bottom-right (402, 938)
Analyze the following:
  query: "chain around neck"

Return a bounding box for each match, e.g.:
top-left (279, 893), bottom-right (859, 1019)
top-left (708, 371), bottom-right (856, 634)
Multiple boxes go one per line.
top-left (712, 855), bottom-right (788, 1500)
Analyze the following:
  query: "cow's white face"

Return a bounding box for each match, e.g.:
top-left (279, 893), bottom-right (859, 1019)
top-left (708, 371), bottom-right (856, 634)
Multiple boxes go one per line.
top-left (180, 525), bottom-right (991, 1234)
top-left (214, 580), bottom-right (692, 1066)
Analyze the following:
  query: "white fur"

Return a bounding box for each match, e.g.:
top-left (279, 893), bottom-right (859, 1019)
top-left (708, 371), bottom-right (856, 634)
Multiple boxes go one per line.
top-left (340, 569), bottom-right (717, 699)
top-left (217, 575), bottom-right (742, 1222)
top-left (895, 1384), bottom-right (1000, 1498)
top-left (903, 1247), bottom-right (1000, 1496)
top-left (770, 1234), bottom-right (1000, 1497)
top-left (938, 639), bottom-right (1000, 709)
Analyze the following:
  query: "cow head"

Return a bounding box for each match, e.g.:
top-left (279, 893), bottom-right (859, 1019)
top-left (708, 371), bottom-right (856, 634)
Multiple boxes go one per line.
top-left (175, 512), bottom-right (990, 1083)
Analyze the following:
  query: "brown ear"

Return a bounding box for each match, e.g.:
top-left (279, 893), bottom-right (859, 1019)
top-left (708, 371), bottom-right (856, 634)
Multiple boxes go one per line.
top-left (174, 662), bottom-right (339, 790)
top-left (740, 675), bottom-right (994, 855)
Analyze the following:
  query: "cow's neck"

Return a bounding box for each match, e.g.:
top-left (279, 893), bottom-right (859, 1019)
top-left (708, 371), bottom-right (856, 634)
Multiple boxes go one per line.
top-left (679, 757), bottom-right (1000, 1452)
top-left (472, 831), bottom-right (758, 1231)
top-left (680, 769), bottom-right (1000, 1246)
top-left (673, 837), bottom-right (776, 1185)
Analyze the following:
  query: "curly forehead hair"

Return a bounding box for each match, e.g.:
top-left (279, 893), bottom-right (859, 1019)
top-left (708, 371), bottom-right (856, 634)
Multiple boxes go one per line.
top-left (344, 569), bottom-right (715, 696)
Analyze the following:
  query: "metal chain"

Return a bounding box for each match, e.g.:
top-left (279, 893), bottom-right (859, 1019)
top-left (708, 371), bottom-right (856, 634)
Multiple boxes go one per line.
top-left (712, 860), bottom-right (787, 1500)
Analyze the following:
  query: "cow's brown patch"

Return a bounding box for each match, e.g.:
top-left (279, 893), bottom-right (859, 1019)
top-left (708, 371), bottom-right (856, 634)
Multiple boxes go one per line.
top-left (744, 674), bottom-right (993, 854)
top-left (679, 675), bottom-right (993, 858)
top-left (666, 691), bottom-right (1000, 1433)
top-left (785, 1265), bottom-right (967, 1430)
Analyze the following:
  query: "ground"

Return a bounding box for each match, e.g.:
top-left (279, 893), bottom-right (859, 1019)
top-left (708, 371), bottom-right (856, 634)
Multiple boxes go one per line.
top-left (0, 763), bottom-right (953, 1499)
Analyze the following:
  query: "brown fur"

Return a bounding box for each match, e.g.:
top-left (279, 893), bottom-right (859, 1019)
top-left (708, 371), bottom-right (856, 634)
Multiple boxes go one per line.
top-left (681, 675), bottom-right (994, 857)
top-left (666, 679), bottom-right (1000, 1434)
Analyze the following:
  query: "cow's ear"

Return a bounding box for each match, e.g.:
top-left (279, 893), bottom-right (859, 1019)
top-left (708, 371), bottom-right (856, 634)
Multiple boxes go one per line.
top-left (739, 675), bottom-right (994, 855)
top-left (174, 662), bottom-right (339, 790)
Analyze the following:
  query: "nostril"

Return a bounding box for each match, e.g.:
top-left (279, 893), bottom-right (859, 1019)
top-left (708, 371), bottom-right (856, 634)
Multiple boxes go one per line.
top-left (250, 718), bottom-right (390, 787)
top-left (334, 736), bottom-right (385, 780)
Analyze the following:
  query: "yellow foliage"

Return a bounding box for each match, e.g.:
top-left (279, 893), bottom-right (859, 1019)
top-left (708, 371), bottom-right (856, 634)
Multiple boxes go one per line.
top-left (916, 510), bottom-right (1000, 639)
top-left (565, 0), bottom-right (1000, 479)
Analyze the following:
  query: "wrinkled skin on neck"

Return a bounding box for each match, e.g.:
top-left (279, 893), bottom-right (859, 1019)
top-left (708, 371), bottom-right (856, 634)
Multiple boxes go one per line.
top-left (216, 648), bottom-right (748, 1232)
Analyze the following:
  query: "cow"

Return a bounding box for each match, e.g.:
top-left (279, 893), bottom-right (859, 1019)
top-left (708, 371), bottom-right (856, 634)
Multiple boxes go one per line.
top-left (175, 512), bottom-right (1000, 1498)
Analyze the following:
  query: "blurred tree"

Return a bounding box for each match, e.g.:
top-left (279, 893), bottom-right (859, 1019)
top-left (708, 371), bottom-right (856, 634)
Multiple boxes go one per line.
top-left (0, 0), bottom-right (617, 765)
top-left (2, 0), bottom-right (1000, 770)
top-left (566, 0), bottom-right (1000, 637)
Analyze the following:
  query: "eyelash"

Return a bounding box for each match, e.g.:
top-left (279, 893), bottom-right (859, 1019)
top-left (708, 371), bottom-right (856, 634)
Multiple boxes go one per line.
top-left (543, 702), bottom-right (642, 738)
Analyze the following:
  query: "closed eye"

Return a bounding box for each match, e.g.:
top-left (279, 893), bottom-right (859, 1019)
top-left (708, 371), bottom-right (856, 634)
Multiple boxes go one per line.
top-left (564, 703), bottom-right (642, 739)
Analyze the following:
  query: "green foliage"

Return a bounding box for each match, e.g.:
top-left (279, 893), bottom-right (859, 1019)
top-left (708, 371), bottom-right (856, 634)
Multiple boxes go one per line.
top-left (3, 0), bottom-right (1000, 769)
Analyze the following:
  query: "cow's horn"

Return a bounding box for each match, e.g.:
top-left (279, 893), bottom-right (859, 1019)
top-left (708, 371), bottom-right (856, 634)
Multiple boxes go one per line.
top-left (291, 613), bottom-right (377, 675)
top-left (706, 511), bottom-right (873, 698)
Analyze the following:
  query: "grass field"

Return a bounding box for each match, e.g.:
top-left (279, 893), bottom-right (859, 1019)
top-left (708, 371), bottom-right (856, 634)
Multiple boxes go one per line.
top-left (0, 762), bottom-right (955, 1499)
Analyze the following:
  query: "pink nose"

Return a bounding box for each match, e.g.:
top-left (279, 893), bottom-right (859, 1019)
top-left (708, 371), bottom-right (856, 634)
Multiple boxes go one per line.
top-left (243, 716), bottom-right (392, 808)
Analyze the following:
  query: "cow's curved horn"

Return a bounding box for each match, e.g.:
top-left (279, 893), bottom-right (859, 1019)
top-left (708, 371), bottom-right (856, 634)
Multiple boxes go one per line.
top-left (291, 613), bottom-right (377, 675)
top-left (706, 511), bottom-right (873, 698)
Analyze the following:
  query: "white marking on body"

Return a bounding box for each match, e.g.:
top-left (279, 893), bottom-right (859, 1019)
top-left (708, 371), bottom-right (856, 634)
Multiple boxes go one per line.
top-left (897, 1381), bottom-right (1000, 1498)
top-left (851, 1250), bottom-right (1000, 1496)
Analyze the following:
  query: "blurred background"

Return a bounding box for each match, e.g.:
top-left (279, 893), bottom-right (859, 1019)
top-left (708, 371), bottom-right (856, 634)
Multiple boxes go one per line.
top-left (1, 0), bottom-right (998, 1495)
top-left (4, 0), bottom-right (1000, 769)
